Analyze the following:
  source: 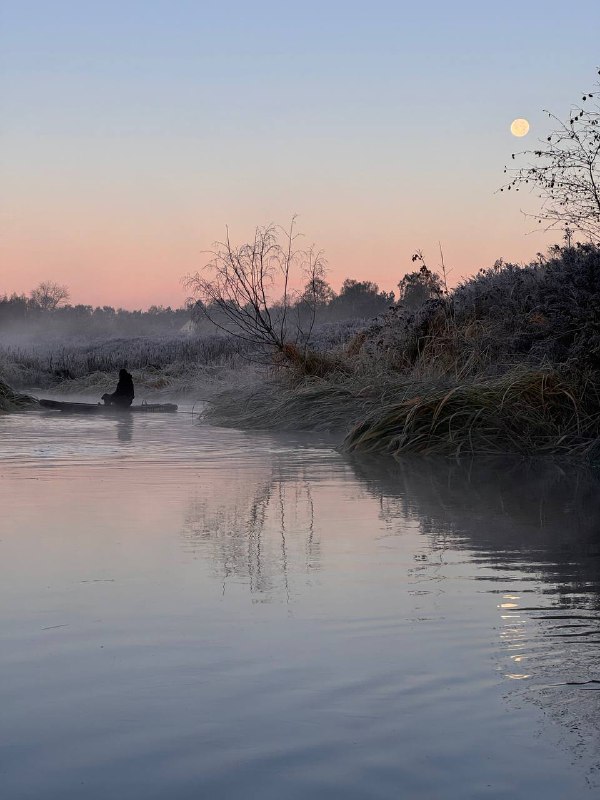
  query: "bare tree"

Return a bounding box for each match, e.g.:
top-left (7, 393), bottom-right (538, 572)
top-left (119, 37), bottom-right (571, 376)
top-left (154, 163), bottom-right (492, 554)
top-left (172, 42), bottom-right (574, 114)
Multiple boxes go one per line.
top-left (184, 219), bottom-right (327, 358)
top-left (30, 281), bottom-right (70, 311)
top-left (501, 69), bottom-right (600, 241)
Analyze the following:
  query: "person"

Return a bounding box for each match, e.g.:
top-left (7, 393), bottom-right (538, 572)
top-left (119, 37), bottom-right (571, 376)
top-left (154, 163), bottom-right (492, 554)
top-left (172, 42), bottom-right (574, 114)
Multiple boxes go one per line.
top-left (101, 368), bottom-right (135, 408)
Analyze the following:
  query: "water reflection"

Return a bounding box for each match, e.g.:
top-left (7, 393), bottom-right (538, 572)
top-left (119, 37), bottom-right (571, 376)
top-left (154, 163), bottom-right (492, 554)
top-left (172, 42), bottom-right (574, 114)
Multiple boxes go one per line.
top-left (182, 460), bottom-right (320, 599)
top-left (348, 455), bottom-right (600, 760)
top-left (349, 456), bottom-right (600, 607)
top-left (180, 451), bottom-right (600, 760)
top-left (3, 421), bottom-right (600, 797)
top-left (116, 416), bottom-right (133, 443)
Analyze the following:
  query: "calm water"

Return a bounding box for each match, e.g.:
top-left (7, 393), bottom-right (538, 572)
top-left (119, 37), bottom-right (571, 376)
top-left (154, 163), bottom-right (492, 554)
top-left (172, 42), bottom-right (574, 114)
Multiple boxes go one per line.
top-left (1, 404), bottom-right (599, 799)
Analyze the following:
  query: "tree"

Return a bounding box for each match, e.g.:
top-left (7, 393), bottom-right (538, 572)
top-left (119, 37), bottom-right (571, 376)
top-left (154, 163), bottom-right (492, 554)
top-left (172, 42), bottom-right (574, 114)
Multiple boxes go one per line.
top-left (329, 279), bottom-right (394, 320)
top-left (30, 281), bottom-right (70, 311)
top-left (502, 69), bottom-right (600, 241)
top-left (398, 257), bottom-right (444, 311)
top-left (184, 219), bottom-right (327, 355)
top-left (299, 276), bottom-right (336, 308)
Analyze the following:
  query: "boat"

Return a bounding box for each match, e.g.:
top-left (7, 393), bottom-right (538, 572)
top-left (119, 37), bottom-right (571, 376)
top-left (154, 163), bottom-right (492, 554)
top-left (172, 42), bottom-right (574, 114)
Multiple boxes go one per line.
top-left (39, 399), bottom-right (178, 414)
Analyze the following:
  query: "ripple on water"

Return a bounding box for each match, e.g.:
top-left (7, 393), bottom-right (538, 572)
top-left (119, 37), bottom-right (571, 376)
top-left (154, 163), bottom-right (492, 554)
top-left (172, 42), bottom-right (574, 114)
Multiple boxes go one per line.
top-left (0, 421), bottom-right (599, 798)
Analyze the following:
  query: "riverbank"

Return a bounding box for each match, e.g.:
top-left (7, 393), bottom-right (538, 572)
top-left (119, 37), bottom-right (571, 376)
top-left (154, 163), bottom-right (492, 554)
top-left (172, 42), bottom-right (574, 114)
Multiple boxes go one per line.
top-left (4, 244), bottom-right (600, 460)
top-left (205, 244), bottom-right (600, 460)
top-left (202, 367), bottom-right (600, 459)
top-left (0, 379), bottom-right (36, 413)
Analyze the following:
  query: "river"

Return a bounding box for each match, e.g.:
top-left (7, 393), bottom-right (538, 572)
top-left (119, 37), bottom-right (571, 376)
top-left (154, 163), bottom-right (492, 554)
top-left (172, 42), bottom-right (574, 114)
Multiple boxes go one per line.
top-left (1, 403), bottom-right (599, 799)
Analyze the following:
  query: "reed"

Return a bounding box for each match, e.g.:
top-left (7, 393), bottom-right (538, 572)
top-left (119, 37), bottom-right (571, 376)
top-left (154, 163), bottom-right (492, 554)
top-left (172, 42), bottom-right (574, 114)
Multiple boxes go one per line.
top-left (344, 368), bottom-right (600, 458)
top-left (205, 375), bottom-right (373, 431)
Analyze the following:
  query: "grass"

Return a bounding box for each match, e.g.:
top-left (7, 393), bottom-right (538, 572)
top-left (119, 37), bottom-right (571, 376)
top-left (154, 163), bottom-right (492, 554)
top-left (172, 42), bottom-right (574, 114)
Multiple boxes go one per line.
top-left (206, 374), bottom-right (370, 431)
top-left (4, 245), bottom-right (600, 461)
top-left (0, 334), bottom-right (250, 388)
top-left (0, 378), bottom-right (37, 413)
top-left (337, 245), bottom-right (600, 460)
top-left (205, 365), bottom-right (600, 461)
top-left (343, 368), bottom-right (600, 458)
top-left (206, 246), bottom-right (600, 461)
top-left (0, 321), bottom-right (364, 392)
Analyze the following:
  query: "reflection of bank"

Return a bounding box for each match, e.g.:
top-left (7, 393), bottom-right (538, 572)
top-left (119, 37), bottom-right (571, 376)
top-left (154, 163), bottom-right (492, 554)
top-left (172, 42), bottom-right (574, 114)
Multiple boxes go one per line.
top-left (181, 463), bottom-right (320, 599)
top-left (349, 454), bottom-right (600, 770)
top-left (349, 455), bottom-right (600, 607)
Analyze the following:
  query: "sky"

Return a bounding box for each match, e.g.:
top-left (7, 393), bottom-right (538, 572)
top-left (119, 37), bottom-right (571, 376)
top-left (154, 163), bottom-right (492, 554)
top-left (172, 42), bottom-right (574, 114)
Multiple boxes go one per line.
top-left (1, 0), bottom-right (599, 309)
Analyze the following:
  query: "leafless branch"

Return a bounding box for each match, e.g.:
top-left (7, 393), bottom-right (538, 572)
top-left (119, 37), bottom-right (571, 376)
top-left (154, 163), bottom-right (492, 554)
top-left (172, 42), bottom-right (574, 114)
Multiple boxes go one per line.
top-left (184, 221), bottom-right (328, 358)
top-left (500, 70), bottom-right (600, 241)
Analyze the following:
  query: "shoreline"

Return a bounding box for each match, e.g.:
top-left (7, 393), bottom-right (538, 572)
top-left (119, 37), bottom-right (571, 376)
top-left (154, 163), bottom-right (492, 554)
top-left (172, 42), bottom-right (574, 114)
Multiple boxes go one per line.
top-left (202, 367), bottom-right (600, 462)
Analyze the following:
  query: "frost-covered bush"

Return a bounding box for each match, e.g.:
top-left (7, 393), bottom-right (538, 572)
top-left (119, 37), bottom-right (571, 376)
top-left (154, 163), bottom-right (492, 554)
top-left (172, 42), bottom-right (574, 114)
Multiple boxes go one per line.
top-left (302, 319), bottom-right (369, 351)
top-left (365, 244), bottom-right (600, 377)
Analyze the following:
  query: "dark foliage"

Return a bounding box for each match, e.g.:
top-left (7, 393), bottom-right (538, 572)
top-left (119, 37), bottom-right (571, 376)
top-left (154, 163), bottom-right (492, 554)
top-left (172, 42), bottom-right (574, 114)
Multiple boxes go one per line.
top-left (367, 244), bottom-right (600, 376)
top-left (328, 279), bottom-right (394, 320)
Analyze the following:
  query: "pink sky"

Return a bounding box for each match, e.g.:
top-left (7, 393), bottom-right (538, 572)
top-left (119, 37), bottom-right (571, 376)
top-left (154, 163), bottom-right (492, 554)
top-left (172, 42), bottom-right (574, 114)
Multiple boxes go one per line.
top-left (1, 2), bottom-right (591, 310)
top-left (1, 185), bottom-right (556, 309)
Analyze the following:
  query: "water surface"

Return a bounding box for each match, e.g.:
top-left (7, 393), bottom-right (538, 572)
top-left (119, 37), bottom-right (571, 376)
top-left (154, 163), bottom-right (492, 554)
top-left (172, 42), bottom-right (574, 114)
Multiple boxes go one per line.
top-left (1, 406), bottom-right (599, 799)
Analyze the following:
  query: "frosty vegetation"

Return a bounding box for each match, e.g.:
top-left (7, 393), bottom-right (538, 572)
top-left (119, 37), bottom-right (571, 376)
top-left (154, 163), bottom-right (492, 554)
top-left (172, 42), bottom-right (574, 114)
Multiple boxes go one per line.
top-left (3, 76), bottom-right (600, 455)
top-left (0, 321), bottom-right (366, 398)
top-left (202, 243), bottom-right (600, 461)
top-left (3, 243), bottom-right (600, 462)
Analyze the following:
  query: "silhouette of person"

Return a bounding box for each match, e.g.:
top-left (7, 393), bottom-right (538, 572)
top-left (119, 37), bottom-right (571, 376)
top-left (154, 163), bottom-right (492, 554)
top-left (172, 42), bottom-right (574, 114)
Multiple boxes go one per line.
top-left (101, 368), bottom-right (135, 408)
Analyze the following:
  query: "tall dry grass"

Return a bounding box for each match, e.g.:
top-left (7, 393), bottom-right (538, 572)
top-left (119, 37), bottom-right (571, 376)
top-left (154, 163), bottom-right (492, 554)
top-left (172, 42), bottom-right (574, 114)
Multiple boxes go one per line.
top-left (343, 369), bottom-right (600, 458)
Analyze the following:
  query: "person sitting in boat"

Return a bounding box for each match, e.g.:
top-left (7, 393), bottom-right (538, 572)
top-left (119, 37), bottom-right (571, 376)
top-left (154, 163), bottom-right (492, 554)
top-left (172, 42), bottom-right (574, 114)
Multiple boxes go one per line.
top-left (101, 368), bottom-right (135, 408)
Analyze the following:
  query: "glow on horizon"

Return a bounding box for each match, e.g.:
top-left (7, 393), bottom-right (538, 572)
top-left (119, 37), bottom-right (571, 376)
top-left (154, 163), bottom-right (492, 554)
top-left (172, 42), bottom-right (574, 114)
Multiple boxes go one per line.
top-left (1, 1), bottom-right (598, 309)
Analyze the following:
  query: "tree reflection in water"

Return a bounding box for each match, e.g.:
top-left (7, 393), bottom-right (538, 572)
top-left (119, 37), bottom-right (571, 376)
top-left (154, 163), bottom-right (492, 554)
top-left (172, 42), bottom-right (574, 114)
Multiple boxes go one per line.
top-left (183, 452), bottom-right (600, 759)
top-left (181, 461), bottom-right (320, 599)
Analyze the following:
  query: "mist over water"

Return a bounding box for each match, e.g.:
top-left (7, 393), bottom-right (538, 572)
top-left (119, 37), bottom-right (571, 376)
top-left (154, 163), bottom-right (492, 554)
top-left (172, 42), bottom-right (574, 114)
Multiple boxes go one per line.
top-left (1, 409), bottom-right (599, 799)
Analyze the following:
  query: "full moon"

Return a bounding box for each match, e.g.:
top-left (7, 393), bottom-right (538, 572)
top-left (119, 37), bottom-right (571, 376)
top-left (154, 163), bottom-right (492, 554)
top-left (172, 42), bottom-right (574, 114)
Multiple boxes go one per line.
top-left (510, 118), bottom-right (530, 137)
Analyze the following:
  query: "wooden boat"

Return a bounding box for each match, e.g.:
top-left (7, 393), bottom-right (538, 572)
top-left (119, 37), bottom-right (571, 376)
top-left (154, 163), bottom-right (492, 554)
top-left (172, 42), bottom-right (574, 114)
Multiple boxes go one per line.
top-left (39, 399), bottom-right (178, 414)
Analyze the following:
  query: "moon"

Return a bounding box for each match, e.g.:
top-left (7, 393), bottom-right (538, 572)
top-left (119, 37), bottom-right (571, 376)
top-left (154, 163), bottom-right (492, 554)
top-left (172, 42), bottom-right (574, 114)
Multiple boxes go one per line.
top-left (510, 118), bottom-right (530, 137)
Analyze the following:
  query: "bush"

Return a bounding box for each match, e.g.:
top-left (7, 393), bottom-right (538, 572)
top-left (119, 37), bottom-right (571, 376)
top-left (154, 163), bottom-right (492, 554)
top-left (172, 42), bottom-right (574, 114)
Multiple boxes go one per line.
top-left (362, 244), bottom-right (600, 378)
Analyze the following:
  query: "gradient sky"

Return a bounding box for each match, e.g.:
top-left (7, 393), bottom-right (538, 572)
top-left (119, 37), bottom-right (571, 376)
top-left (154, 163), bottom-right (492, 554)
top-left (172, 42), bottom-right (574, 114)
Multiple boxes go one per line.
top-left (1, 1), bottom-right (599, 309)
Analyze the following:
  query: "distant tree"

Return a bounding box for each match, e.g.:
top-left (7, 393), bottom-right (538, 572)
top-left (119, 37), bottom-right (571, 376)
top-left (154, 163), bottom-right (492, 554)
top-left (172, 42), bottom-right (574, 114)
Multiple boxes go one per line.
top-left (30, 281), bottom-right (70, 311)
top-left (398, 255), bottom-right (444, 311)
top-left (300, 276), bottom-right (336, 308)
top-left (501, 69), bottom-right (600, 241)
top-left (70, 304), bottom-right (93, 320)
top-left (0, 293), bottom-right (29, 326)
top-left (329, 279), bottom-right (394, 320)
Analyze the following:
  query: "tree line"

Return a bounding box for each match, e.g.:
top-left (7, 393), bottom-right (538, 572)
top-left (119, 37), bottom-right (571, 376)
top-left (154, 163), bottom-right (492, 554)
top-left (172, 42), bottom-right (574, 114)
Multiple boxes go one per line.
top-left (0, 281), bottom-right (190, 336)
top-left (2, 263), bottom-right (445, 340)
